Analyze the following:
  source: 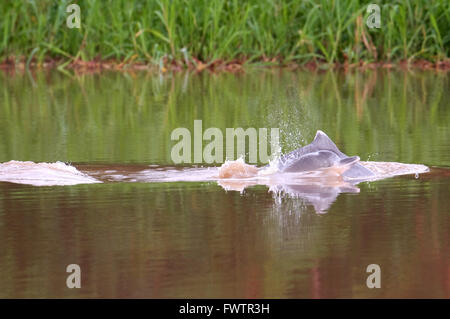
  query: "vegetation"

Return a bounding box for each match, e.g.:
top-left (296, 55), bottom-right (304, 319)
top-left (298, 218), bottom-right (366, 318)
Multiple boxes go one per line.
top-left (1, 70), bottom-right (448, 165)
top-left (0, 0), bottom-right (448, 69)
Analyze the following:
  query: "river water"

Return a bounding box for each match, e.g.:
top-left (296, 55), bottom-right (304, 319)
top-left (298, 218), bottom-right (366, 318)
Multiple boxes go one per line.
top-left (0, 69), bottom-right (448, 298)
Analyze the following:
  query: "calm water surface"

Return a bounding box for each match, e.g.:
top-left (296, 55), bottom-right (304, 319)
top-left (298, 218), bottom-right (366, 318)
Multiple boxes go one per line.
top-left (0, 70), bottom-right (449, 298)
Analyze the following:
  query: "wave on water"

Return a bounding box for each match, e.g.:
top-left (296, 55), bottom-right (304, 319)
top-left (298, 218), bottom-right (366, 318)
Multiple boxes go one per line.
top-left (0, 159), bottom-right (429, 187)
top-left (0, 160), bottom-right (101, 186)
top-left (359, 161), bottom-right (429, 180)
top-left (0, 159), bottom-right (431, 213)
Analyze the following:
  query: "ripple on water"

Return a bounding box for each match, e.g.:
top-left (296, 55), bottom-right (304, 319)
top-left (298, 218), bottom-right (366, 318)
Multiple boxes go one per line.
top-left (0, 159), bottom-right (431, 187)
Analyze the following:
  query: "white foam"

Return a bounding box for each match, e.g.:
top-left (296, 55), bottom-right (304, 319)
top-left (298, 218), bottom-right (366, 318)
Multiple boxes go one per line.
top-left (359, 161), bottom-right (429, 180)
top-left (0, 161), bottom-right (101, 186)
top-left (0, 159), bottom-right (430, 187)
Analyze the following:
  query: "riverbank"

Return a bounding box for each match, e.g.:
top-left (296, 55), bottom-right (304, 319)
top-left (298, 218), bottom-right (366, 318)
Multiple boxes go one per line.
top-left (2, 56), bottom-right (449, 74)
top-left (1, 0), bottom-right (448, 74)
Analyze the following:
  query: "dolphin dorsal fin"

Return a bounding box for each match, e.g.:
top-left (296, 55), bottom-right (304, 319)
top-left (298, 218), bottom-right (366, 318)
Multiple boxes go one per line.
top-left (311, 131), bottom-right (345, 157)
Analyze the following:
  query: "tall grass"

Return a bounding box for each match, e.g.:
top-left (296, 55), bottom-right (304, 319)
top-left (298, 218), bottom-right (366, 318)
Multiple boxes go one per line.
top-left (0, 0), bottom-right (448, 66)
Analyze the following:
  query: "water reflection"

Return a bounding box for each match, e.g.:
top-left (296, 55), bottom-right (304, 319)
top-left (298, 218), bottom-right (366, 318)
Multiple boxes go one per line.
top-left (0, 159), bottom-right (429, 214)
top-left (0, 69), bottom-right (449, 298)
top-left (0, 70), bottom-right (448, 166)
top-left (218, 173), bottom-right (360, 214)
top-left (270, 184), bottom-right (360, 214)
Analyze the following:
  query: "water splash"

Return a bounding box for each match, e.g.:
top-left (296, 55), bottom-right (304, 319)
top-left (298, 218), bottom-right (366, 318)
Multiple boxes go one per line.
top-left (0, 160), bottom-right (100, 186)
top-left (0, 159), bottom-right (431, 214)
top-left (218, 157), bottom-right (258, 179)
top-left (366, 152), bottom-right (379, 161)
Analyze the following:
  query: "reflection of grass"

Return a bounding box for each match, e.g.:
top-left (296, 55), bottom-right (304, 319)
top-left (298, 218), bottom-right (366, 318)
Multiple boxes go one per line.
top-left (0, 70), bottom-right (448, 166)
top-left (0, 0), bottom-right (448, 66)
top-left (1, 176), bottom-right (448, 298)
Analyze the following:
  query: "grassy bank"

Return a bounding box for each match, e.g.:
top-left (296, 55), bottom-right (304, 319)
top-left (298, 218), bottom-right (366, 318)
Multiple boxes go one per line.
top-left (1, 0), bottom-right (449, 71)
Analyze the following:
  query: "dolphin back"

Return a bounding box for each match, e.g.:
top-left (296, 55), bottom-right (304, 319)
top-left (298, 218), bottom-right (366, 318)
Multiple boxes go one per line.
top-left (278, 130), bottom-right (374, 178)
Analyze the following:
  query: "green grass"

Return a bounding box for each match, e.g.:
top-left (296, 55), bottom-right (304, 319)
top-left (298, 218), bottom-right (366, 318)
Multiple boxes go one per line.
top-left (0, 0), bottom-right (448, 67)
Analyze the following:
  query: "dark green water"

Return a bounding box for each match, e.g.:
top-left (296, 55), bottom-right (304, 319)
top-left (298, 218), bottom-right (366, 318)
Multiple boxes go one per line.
top-left (0, 70), bottom-right (449, 298)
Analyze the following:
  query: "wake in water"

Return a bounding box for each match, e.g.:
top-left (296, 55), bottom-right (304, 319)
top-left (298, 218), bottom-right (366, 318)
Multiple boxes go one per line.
top-left (0, 158), bottom-right (429, 213)
top-left (0, 160), bottom-right (100, 186)
top-left (215, 158), bottom-right (429, 213)
top-left (0, 130), bottom-right (431, 213)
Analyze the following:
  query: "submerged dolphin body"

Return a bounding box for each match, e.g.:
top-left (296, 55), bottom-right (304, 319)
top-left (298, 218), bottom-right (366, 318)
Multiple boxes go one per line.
top-left (277, 130), bottom-right (374, 178)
